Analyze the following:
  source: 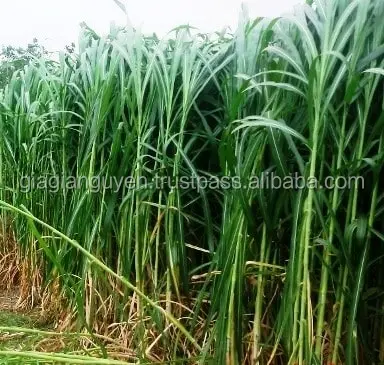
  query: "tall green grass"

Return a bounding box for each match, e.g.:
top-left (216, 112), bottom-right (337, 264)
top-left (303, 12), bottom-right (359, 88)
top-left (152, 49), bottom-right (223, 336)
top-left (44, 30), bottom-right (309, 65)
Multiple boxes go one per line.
top-left (0, 0), bottom-right (383, 363)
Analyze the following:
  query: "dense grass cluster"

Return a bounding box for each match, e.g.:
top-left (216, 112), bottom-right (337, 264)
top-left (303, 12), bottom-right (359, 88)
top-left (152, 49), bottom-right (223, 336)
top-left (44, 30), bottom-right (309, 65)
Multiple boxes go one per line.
top-left (0, 0), bottom-right (384, 363)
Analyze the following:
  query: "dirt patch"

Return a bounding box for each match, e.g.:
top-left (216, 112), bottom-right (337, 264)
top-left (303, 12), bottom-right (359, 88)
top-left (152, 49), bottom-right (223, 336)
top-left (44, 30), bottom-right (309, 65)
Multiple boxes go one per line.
top-left (0, 287), bottom-right (42, 323)
top-left (0, 287), bottom-right (74, 355)
top-left (0, 287), bottom-right (20, 312)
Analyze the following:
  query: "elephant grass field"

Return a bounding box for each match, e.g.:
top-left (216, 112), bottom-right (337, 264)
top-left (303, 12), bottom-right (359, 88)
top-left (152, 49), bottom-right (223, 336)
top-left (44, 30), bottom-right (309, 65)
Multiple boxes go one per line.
top-left (0, 0), bottom-right (383, 363)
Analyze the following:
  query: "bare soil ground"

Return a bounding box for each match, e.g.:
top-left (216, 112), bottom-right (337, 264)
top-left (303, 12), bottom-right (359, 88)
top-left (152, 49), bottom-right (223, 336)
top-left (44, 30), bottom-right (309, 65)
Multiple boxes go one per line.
top-left (0, 288), bottom-right (104, 359)
top-left (0, 287), bottom-right (60, 353)
top-left (0, 287), bottom-right (19, 311)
